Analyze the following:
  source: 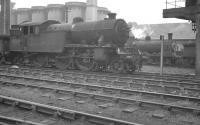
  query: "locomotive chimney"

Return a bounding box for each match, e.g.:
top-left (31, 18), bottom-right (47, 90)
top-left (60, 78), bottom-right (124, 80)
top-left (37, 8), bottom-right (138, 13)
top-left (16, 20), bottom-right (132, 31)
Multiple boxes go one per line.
top-left (108, 13), bottom-right (116, 19)
top-left (168, 33), bottom-right (173, 40)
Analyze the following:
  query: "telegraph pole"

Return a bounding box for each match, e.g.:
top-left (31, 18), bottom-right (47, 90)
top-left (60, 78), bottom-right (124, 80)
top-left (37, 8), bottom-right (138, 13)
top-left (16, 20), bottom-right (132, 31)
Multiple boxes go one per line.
top-left (160, 35), bottom-right (164, 75)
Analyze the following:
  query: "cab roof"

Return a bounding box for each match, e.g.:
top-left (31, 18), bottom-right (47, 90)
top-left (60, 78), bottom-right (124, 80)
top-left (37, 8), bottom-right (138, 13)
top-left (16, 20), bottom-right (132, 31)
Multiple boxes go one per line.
top-left (19, 20), bottom-right (61, 32)
top-left (19, 20), bottom-right (60, 26)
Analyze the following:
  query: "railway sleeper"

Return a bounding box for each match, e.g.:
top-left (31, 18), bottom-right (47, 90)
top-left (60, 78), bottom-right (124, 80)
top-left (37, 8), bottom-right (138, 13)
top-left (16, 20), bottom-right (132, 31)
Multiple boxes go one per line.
top-left (98, 80), bottom-right (112, 86)
top-left (0, 98), bottom-right (15, 106)
top-left (86, 85), bottom-right (101, 91)
top-left (87, 117), bottom-right (115, 125)
top-left (17, 102), bottom-right (33, 110)
top-left (0, 95), bottom-right (143, 125)
top-left (85, 78), bottom-right (98, 83)
top-left (74, 92), bottom-right (92, 99)
top-left (112, 81), bottom-right (129, 87)
top-left (0, 115), bottom-right (45, 125)
top-left (93, 95), bottom-right (117, 102)
top-left (118, 99), bottom-right (142, 106)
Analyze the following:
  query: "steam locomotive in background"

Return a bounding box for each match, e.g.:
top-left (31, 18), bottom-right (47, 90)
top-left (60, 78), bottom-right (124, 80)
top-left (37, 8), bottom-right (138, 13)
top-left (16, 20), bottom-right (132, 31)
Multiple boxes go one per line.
top-left (0, 13), bottom-right (142, 73)
top-left (133, 38), bottom-right (195, 67)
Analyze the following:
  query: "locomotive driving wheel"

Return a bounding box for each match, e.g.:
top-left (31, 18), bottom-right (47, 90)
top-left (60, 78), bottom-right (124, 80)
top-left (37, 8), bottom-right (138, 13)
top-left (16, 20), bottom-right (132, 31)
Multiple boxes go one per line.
top-left (110, 59), bottom-right (125, 73)
top-left (75, 49), bottom-right (95, 71)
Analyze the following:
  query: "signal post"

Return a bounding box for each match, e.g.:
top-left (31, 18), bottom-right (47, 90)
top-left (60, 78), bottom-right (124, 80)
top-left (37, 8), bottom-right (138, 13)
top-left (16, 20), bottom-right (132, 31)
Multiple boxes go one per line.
top-left (196, 14), bottom-right (200, 75)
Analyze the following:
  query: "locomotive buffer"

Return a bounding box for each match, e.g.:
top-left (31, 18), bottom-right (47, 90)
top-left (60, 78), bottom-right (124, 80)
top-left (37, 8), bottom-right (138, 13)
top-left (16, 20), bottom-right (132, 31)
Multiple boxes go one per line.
top-left (163, 0), bottom-right (200, 75)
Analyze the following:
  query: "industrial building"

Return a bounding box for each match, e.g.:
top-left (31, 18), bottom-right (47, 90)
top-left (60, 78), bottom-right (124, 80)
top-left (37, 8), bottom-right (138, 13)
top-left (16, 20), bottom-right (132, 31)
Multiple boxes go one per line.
top-left (10, 0), bottom-right (110, 25)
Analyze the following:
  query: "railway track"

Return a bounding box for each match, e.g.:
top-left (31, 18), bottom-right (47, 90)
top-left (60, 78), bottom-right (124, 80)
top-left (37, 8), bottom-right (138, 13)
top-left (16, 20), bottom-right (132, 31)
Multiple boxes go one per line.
top-left (0, 66), bottom-right (200, 124)
top-left (0, 65), bottom-right (199, 83)
top-left (0, 65), bottom-right (199, 85)
top-left (0, 95), bottom-right (141, 125)
top-left (0, 115), bottom-right (45, 125)
top-left (0, 72), bottom-right (199, 124)
top-left (0, 72), bottom-right (199, 101)
top-left (0, 67), bottom-right (200, 97)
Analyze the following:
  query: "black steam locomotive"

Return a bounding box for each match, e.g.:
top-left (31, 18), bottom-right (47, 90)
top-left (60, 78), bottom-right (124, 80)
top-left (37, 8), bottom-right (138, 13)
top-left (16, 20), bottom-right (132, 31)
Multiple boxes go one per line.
top-left (0, 14), bottom-right (142, 73)
top-left (133, 39), bottom-right (195, 67)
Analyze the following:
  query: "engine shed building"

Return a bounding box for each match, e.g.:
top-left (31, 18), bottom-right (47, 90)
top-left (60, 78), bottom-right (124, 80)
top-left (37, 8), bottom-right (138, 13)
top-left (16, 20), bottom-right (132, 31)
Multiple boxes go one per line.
top-left (10, 0), bottom-right (110, 25)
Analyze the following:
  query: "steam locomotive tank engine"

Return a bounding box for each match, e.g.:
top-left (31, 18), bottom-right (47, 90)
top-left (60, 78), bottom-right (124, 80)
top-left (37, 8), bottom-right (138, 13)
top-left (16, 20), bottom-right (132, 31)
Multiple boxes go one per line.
top-left (7, 13), bottom-right (142, 73)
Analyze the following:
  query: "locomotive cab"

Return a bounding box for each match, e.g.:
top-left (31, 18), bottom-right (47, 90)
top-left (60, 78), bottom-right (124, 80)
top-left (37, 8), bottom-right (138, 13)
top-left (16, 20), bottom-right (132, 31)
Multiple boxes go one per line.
top-left (10, 22), bottom-right (41, 52)
top-left (9, 20), bottom-right (62, 53)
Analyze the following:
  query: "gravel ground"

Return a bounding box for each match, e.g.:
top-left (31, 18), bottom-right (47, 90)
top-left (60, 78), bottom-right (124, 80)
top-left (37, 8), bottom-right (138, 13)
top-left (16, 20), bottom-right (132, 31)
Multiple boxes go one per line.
top-left (0, 86), bottom-right (200, 125)
top-left (141, 65), bottom-right (195, 75)
top-left (0, 104), bottom-right (85, 125)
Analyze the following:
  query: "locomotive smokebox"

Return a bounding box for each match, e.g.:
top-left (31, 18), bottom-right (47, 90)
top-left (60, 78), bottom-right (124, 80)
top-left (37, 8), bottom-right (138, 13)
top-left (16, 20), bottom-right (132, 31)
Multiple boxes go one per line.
top-left (108, 13), bottom-right (116, 19)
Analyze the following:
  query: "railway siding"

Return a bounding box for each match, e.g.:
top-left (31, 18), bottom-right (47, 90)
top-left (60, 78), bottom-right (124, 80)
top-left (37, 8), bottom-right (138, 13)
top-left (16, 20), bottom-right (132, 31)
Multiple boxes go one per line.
top-left (0, 95), bottom-right (142, 125)
top-left (0, 115), bottom-right (45, 125)
top-left (0, 77), bottom-right (200, 114)
top-left (0, 66), bottom-right (200, 125)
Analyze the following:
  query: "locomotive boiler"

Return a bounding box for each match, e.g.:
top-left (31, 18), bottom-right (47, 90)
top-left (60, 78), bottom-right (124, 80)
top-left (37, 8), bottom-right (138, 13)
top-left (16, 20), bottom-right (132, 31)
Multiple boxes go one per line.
top-left (5, 14), bottom-right (142, 73)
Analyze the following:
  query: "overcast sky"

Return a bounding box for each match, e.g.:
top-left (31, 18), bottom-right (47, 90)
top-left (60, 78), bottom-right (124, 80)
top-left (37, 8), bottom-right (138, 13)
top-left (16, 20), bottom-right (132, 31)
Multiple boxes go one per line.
top-left (11, 0), bottom-right (188, 24)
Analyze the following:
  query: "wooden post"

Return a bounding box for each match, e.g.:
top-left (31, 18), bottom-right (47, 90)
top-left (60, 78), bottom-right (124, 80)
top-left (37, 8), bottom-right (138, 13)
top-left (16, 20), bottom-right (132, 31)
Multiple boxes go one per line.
top-left (196, 14), bottom-right (200, 75)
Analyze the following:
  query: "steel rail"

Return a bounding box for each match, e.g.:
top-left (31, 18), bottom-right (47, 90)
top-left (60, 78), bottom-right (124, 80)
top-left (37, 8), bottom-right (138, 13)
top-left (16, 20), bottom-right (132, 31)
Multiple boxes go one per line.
top-left (0, 115), bottom-right (45, 125)
top-left (0, 95), bottom-right (142, 125)
top-left (1, 79), bottom-right (200, 114)
top-left (0, 65), bottom-right (198, 82)
top-left (0, 73), bottom-right (199, 96)
top-left (1, 75), bottom-right (200, 102)
top-left (1, 66), bottom-right (199, 86)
